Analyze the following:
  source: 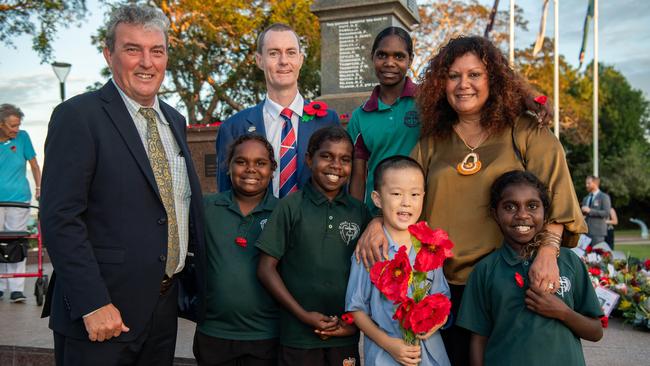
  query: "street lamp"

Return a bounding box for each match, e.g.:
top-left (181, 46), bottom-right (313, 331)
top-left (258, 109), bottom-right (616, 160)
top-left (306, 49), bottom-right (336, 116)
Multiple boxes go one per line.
top-left (51, 62), bottom-right (72, 102)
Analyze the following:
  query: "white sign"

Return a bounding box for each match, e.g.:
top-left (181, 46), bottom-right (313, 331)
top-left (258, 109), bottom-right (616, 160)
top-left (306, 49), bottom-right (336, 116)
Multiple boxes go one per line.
top-left (595, 286), bottom-right (620, 317)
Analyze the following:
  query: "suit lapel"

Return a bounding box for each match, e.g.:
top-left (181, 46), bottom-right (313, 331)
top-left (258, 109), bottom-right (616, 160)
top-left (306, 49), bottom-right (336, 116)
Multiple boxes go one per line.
top-left (100, 81), bottom-right (160, 197)
top-left (245, 102), bottom-right (267, 136)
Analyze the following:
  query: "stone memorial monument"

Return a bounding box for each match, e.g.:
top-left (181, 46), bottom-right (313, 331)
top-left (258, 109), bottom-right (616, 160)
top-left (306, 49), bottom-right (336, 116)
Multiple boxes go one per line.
top-left (186, 125), bottom-right (219, 194)
top-left (311, 0), bottom-right (420, 118)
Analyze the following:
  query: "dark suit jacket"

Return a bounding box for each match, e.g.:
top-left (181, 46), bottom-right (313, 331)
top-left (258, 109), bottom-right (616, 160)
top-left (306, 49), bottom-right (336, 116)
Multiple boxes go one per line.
top-left (581, 190), bottom-right (611, 238)
top-left (40, 81), bottom-right (206, 341)
top-left (215, 100), bottom-right (340, 192)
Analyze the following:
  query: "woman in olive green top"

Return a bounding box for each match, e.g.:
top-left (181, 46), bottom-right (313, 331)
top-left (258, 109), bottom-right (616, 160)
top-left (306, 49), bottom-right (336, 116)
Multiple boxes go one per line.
top-left (356, 36), bottom-right (587, 365)
top-left (194, 135), bottom-right (280, 366)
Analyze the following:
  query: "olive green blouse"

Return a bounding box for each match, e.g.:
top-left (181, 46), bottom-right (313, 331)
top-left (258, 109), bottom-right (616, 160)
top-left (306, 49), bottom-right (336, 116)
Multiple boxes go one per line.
top-left (411, 113), bottom-right (587, 285)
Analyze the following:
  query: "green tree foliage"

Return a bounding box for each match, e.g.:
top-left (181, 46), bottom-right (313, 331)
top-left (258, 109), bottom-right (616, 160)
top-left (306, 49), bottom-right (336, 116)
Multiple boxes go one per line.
top-left (412, 0), bottom-right (527, 78)
top-left (516, 38), bottom-right (650, 208)
top-left (0, 0), bottom-right (88, 62)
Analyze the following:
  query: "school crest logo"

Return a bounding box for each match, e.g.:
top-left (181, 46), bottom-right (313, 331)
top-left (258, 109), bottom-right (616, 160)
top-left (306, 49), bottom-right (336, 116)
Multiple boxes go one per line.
top-left (556, 276), bottom-right (571, 298)
top-left (339, 221), bottom-right (360, 245)
top-left (260, 219), bottom-right (268, 230)
top-left (403, 110), bottom-right (420, 128)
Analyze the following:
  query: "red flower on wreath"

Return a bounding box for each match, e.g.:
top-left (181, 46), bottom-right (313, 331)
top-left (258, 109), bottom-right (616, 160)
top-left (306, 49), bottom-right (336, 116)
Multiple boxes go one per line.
top-left (406, 293), bottom-right (451, 334)
top-left (341, 312), bottom-right (354, 325)
top-left (235, 236), bottom-right (247, 248)
top-left (393, 297), bottom-right (415, 330)
top-left (303, 101), bottom-right (329, 118)
top-left (585, 245), bottom-right (592, 253)
top-left (644, 259), bottom-right (650, 271)
top-left (408, 222), bottom-right (454, 272)
top-left (534, 95), bottom-right (548, 105)
top-left (514, 272), bottom-right (524, 288)
top-left (370, 246), bottom-right (412, 302)
top-left (588, 267), bottom-right (601, 277)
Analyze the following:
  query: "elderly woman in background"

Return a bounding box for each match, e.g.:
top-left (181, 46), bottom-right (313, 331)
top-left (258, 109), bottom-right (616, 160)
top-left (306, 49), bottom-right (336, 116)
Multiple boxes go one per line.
top-left (356, 36), bottom-right (586, 365)
top-left (0, 104), bottom-right (41, 303)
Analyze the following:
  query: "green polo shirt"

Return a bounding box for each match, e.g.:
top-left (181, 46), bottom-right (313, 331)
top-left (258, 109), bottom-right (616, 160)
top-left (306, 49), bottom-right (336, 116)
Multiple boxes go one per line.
top-left (256, 181), bottom-right (371, 349)
top-left (198, 190), bottom-right (280, 340)
top-left (457, 244), bottom-right (603, 366)
top-left (347, 77), bottom-right (420, 214)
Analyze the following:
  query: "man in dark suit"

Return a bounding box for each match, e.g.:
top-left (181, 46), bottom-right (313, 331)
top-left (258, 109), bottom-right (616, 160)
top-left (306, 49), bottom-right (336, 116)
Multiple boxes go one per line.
top-left (581, 175), bottom-right (612, 245)
top-left (216, 23), bottom-right (339, 197)
top-left (40, 4), bottom-right (205, 365)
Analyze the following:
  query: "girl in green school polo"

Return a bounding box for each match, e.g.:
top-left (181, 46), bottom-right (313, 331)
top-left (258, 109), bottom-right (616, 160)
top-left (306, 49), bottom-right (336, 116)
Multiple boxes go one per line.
top-left (457, 171), bottom-right (603, 366)
top-left (193, 134), bottom-right (280, 366)
top-left (348, 26), bottom-right (420, 214)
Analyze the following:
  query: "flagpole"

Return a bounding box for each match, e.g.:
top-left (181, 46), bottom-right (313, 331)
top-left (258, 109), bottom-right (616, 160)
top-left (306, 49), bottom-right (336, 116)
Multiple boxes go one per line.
top-left (509, 0), bottom-right (515, 66)
top-left (593, 0), bottom-right (599, 176)
top-left (553, 0), bottom-right (560, 138)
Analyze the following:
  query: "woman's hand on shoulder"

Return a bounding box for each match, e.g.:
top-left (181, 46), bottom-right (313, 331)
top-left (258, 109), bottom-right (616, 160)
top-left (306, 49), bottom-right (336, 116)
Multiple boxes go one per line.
top-left (354, 217), bottom-right (388, 267)
top-left (529, 244), bottom-right (560, 293)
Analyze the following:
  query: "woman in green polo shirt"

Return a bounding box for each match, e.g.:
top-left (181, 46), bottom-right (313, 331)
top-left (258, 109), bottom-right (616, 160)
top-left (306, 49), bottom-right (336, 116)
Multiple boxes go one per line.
top-left (348, 26), bottom-right (420, 214)
top-left (193, 134), bottom-right (280, 366)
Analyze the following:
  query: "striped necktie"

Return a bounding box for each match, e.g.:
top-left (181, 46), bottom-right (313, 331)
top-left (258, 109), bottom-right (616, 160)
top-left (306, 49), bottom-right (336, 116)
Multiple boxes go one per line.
top-left (279, 108), bottom-right (298, 198)
top-left (140, 108), bottom-right (180, 277)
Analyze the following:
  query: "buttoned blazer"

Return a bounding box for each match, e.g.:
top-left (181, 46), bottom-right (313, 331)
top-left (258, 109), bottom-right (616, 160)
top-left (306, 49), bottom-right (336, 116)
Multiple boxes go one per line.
top-left (215, 101), bottom-right (340, 192)
top-left (40, 81), bottom-right (206, 341)
top-left (581, 191), bottom-right (611, 237)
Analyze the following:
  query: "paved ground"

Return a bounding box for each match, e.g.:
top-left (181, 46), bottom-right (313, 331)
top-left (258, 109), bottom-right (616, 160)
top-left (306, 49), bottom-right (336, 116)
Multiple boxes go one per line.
top-left (2, 263), bottom-right (649, 365)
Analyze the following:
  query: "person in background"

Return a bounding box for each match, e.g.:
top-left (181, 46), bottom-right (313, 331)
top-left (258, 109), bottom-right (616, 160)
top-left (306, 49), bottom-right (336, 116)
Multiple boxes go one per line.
top-left (581, 176), bottom-right (612, 246)
top-left (216, 23), bottom-right (339, 197)
top-left (605, 207), bottom-right (618, 249)
top-left (0, 103), bottom-right (41, 303)
top-left (347, 26), bottom-right (420, 214)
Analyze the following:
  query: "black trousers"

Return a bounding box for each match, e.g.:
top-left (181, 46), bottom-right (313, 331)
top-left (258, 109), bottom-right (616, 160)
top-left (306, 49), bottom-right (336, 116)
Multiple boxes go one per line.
top-left (441, 284), bottom-right (471, 366)
top-left (54, 280), bottom-right (179, 366)
top-left (277, 344), bottom-right (359, 366)
top-left (193, 330), bottom-right (278, 366)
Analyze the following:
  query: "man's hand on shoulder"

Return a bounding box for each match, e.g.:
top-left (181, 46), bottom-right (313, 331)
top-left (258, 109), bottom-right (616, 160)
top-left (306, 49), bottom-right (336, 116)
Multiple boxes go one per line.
top-left (83, 303), bottom-right (130, 342)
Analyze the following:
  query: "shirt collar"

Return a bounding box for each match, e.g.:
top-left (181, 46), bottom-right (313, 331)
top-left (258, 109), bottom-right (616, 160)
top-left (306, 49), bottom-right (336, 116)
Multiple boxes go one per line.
top-left (384, 227), bottom-right (403, 253)
top-left (263, 92), bottom-right (304, 119)
top-left (500, 241), bottom-right (532, 266)
top-left (303, 180), bottom-right (350, 207)
top-left (362, 77), bottom-right (417, 112)
top-left (112, 79), bottom-right (167, 125)
top-left (214, 189), bottom-right (277, 216)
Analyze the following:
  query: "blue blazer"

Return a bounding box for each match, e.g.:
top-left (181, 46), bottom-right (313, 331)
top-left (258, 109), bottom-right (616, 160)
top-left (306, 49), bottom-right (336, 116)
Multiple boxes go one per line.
top-left (216, 100), bottom-right (340, 192)
top-left (41, 81), bottom-right (206, 341)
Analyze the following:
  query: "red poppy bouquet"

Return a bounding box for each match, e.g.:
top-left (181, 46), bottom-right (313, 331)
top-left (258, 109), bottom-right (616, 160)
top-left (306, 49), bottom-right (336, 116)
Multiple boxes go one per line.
top-left (370, 221), bottom-right (453, 344)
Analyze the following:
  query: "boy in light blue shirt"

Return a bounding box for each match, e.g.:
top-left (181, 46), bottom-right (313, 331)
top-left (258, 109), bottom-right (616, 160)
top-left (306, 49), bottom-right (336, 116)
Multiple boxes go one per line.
top-left (345, 156), bottom-right (451, 366)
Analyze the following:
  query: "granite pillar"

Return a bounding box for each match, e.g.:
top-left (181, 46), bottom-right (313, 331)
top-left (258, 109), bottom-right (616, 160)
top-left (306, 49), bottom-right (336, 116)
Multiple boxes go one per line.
top-left (311, 0), bottom-right (420, 120)
top-left (186, 126), bottom-right (218, 195)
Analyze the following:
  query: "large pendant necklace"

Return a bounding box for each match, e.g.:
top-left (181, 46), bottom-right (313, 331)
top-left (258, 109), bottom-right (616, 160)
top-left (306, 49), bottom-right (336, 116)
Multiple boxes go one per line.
top-left (454, 125), bottom-right (487, 176)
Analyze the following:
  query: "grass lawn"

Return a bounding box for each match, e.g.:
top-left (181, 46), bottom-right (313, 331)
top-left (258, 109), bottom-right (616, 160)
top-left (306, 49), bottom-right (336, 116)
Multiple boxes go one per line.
top-left (616, 244), bottom-right (650, 260)
top-left (616, 229), bottom-right (645, 237)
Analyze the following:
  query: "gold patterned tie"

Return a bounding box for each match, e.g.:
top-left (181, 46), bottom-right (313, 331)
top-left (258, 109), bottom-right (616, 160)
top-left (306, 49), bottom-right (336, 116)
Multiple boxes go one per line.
top-left (140, 108), bottom-right (180, 277)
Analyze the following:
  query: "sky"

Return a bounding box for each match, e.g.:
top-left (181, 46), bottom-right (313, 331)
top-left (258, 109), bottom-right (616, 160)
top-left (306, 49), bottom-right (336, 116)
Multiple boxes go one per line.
top-left (1, 0), bottom-right (649, 167)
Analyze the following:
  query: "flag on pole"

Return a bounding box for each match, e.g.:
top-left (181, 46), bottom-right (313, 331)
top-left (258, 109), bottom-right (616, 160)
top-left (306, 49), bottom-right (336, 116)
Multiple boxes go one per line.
top-left (532, 0), bottom-right (550, 55)
top-left (579, 0), bottom-right (595, 68)
top-left (484, 0), bottom-right (501, 38)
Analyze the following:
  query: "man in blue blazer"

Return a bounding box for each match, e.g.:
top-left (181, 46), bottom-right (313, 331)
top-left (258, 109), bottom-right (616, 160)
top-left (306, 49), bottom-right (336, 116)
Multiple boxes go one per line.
top-left (216, 23), bottom-right (339, 196)
top-left (581, 175), bottom-right (612, 245)
top-left (40, 5), bottom-right (205, 365)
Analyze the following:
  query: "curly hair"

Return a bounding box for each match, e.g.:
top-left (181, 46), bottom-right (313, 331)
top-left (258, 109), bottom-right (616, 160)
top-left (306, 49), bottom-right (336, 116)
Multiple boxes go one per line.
top-left (417, 36), bottom-right (533, 139)
top-left (226, 134), bottom-right (277, 172)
